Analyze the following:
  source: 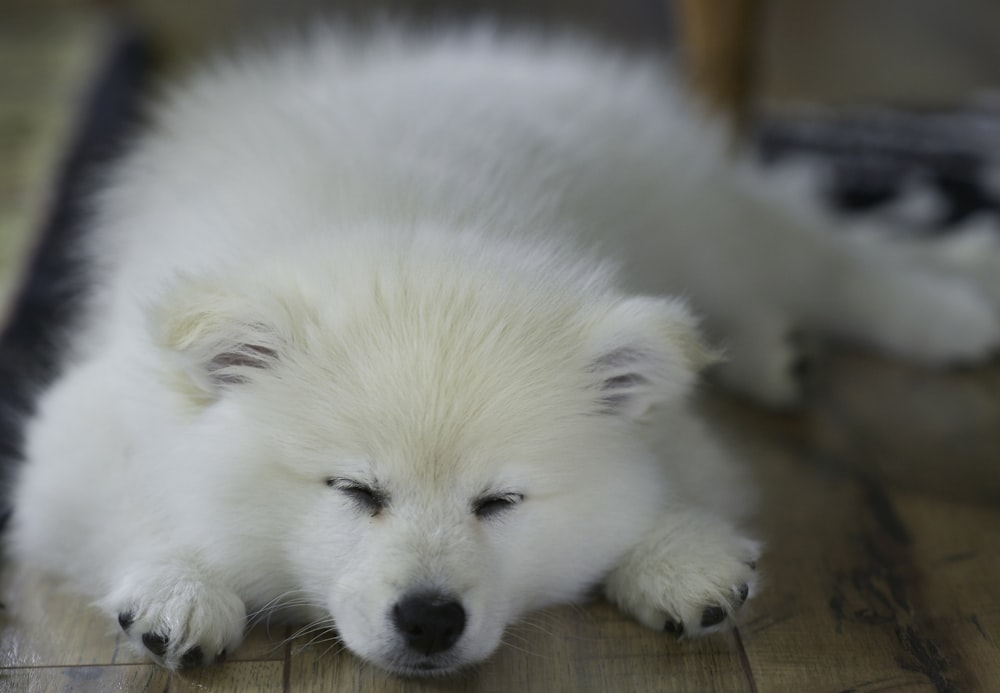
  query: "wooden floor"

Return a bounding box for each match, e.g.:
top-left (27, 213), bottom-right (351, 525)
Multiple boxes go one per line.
top-left (1, 349), bottom-right (999, 692)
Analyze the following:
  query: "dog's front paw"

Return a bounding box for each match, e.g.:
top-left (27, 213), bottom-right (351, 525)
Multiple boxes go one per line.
top-left (837, 259), bottom-right (1000, 366)
top-left (102, 563), bottom-right (247, 669)
top-left (872, 271), bottom-right (1000, 365)
top-left (604, 515), bottom-right (761, 637)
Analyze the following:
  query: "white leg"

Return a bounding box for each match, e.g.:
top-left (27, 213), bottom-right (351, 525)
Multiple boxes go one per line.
top-left (99, 551), bottom-right (247, 669)
top-left (685, 166), bottom-right (1000, 372)
top-left (14, 359), bottom-right (247, 670)
top-left (604, 506), bottom-right (760, 637)
top-left (859, 218), bottom-right (1000, 307)
top-left (811, 245), bottom-right (1000, 365)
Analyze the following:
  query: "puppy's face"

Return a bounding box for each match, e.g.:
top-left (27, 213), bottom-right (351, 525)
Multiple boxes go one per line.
top-left (157, 251), bottom-right (710, 675)
top-left (274, 398), bottom-right (668, 676)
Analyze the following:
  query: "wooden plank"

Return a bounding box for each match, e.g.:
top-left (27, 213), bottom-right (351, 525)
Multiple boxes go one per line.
top-left (704, 400), bottom-right (940, 692)
top-left (705, 352), bottom-right (1000, 692)
top-left (893, 492), bottom-right (1000, 691)
top-left (0, 569), bottom-right (143, 668)
top-left (819, 349), bottom-right (1000, 505)
top-left (0, 661), bottom-right (284, 693)
top-left (736, 476), bottom-right (946, 691)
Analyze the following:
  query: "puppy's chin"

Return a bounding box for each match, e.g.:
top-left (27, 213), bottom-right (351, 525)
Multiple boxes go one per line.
top-left (380, 655), bottom-right (469, 679)
top-left (354, 641), bottom-right (487, 678)
top-left (337, 610), bottom-right (505, 678)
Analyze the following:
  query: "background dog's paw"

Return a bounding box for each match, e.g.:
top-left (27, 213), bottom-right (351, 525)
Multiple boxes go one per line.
top-left (921, 222), bottom-right (1000, 307)
top-left (102, 565), bottom-right (246, 669)
top-left (863, 269), bottom-right (1000, 365)
top-left (604, 516), bottom-right (761, 637)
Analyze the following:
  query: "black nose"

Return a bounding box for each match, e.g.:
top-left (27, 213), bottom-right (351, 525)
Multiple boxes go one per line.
top-left (391, 592), bottom-right (466, 656)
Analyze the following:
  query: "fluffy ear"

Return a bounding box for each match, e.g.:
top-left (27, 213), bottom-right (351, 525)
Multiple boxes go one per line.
top-left (587, 296), bottom-right (718, 420)
top-left (151, 277), bottom-right (289, 396)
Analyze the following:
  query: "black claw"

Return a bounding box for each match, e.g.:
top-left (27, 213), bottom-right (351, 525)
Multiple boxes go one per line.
top-left (700, 606), bottom-right (726, 628)
top-left (791, 355), bottom-right (811, 379)
top-left (117, 611), bottom-right (135, 632)
top-left (180, 645), bottom-right (204, 668)
top-left (737, 583), bottom-right (750, 604)
top-left (663, 619), bottom-right (684, 636)
top-left (141, 632), bottom-right (169, 657)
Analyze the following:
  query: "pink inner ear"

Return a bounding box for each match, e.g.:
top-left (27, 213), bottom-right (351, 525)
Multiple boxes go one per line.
top-left (591, 346), bottom-right (647, 370)
top-left (590, 347), bottom-right (653, 415)
top-left (588, 334), bottom-right (698, 418)
top-left (207, 344), bottom-right (278, 385)
top-left (597, 373), bottom-right (650, 414)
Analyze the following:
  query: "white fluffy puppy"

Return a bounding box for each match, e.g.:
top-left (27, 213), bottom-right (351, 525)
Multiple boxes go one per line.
top-left (8, 26), bottom-right (997, 676)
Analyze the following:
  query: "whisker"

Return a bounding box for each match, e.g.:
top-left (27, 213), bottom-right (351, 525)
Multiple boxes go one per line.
top-left (313, 636), bottom-right (350, 660)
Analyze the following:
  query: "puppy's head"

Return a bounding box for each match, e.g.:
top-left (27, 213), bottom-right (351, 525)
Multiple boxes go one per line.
top-left (153, 234), bottom-right (713, 675)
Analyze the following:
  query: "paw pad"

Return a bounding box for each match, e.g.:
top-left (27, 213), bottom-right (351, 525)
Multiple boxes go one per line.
top-left (736, 583), bottom-right (749, 604)
top-left (141, 632), bottom-right (170, 657)
top-left (117, 611), bottom-right (135, 632)
top-left (663, 620), bottom-right (684, 636)
top-left (103, 570), bottom-right (247, 670)
top-left (658, 571), bottom-right (757, 637)
top-left (699, 606), bottom-right (726, 628)
top-left (605, 524), bottom-right (761, 639)
top-left (180, 646), bottom-right (204, 668)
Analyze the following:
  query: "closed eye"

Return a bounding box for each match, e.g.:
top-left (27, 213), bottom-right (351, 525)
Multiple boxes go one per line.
top-left (473, 492), bottom-right (524, 520)
top-left (326, 477), bottom-right (386, 516)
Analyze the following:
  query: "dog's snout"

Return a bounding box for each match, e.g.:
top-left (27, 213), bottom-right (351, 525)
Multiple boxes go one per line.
top-left (392, 592), bottom-right (466, 656)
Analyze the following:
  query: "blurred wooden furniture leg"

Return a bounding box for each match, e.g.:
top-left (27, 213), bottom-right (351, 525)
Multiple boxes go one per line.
top-left (675, 0), bottom-right (762, 135)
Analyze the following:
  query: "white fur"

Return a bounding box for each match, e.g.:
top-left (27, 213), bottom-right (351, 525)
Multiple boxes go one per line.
top-left (7, 26), bottom-right (997, 675)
